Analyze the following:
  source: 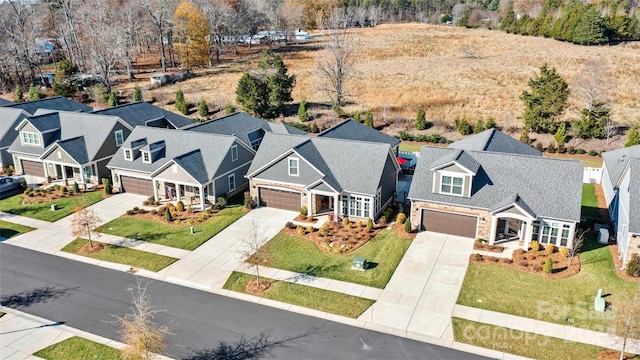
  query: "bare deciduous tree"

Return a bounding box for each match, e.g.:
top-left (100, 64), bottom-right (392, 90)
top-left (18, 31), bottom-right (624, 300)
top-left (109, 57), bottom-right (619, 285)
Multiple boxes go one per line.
top-left (573, 59), bottom-right (612, 113)
top-left (70, 203), bottom-right (101, 248)
top-left (315, 29), bottom-right (358, 106)
top-left (239, 218), bottom-right (270, 286)
top-left (368, 5), bottom-right (383, 27)
top-left (568, 228), bottom-right (586, 268)
top-left (613, 286), bottom-right (640, 360)
top-left (115, 278), bottom-right (170, 360)
top-left (139, 0), bottom-right (174, 72)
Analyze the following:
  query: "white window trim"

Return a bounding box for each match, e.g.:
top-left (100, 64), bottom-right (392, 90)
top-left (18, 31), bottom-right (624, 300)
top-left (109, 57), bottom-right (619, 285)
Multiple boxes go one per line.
top-left (439, 171), bottom-right (465, 197)
top-left (21, 131), bottom-right (41, 146)
top-left (340, 194), bottom-right (372, 219)
top-left (231, 144), bottom-right (238, 161)
top-left (142, 151), bottom-right (151, 164)
top-left (228, 173), bottom-right (236, 191)
top-left (124, 149), bottom-right (132, 161)
top-left (115, 130), bottom-right (124, 146)
top-left (288, 157), bottom-right (299, 177)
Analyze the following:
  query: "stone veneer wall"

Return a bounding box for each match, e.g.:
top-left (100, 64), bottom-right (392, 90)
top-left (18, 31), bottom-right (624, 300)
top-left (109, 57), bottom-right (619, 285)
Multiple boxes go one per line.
top-left (411, 200), bottom-right (492, 239)
top-left (249, 179), bottom-right (308, 209)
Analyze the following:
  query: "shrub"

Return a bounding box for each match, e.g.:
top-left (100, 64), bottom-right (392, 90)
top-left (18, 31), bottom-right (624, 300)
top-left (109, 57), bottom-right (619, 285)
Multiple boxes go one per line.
top-left (61, 187), bottom-right (68, 194)
top-left (396, 213), bottom-right (407, 224)
top-left (545, 244), bottom-right (555, 255)
top-left (575, 148), bottom-right (586, 154)
top-left (157, 206), bottom-right (166, 214)
top-left (206, 207), bottom-right (213, 214)
top-left (297, 98), bottom-right (309, 122)
top-left (473, 253), bottom-right (483, 261)
top-left (198, 98), bottom-right (209, 117)
top-left (456, 118), bottom-right (472, 135)
top-left (543, 257), bottom-right (554, 273)
top-left (366, 218), bottom-right (373, 230)
top-left (297, 225), bottom-right (305, 235)
top-left (546, 142), bottom-right (556, 153)
top-left (383, 207), bottom-right (394, 221)
top-left (244, 192), bottom-right (256, 209)
top-left (567, 145), bottom-right (576, 154)
top-left (378, 215), bottom-right (387, 225)
top-left (534, 141), bottom-right (544, 151)
top-left (133, 206), bottom-right (139, 212)
top-left (626, 254), bottom-right (640, 277)
top-left (306, 226), bottom-right (314, 233)
top-left (101, 177), bottom-right (112, 195)
top-left (286, 221), bottom-right (296, 229)
top-left (225, 103), bottom-right (235, 115)
top-left (139, 209), bottom-right (148, 214)
top-left (559, 246), bottom-right (570, 258)
top-left (214, 197), bottom-right (227, 210)
top-left (588, 149), bottom-right (598, 156)
top-left (176, 201), bottom-right (185, 212)
top-left (72, 182), bottom-right (80, 193)
top-left (342, 217), bottom-right (349, 227)
top-left (530, 241), bottom-right (540, 252)
top-left (299, 206), bottom-right (308, 216)
top-left (404, 218), bottom-right (412, 233)
top-left (165, 207), bottom-right (173, 222)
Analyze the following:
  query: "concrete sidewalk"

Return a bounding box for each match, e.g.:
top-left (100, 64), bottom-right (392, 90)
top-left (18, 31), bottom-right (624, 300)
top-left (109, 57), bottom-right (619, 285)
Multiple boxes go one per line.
top-left (0, 212), bottom-right (50, 230)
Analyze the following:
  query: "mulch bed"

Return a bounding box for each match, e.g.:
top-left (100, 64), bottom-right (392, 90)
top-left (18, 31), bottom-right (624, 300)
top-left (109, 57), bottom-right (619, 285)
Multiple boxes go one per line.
top-left (471, 248), bottom-right (581, 279)
top-left (597, 350), bottom-right (637, 360)
top-left (282, 219), bottom-right (383, 254)
top-left (391, 222), bottom-right (417, 240)
top-left (78, 243), bottom-right (104, 255)
top-left (293, 214), bottom-right (318, 224)
top-left (245, 279), bottom-right (271, 294)
top-left (609, 243), bottom-right (640, 282)
top-left (21, 185), bottom-right (106, 205)
top-left (473, 241), bottom-right (505, 253)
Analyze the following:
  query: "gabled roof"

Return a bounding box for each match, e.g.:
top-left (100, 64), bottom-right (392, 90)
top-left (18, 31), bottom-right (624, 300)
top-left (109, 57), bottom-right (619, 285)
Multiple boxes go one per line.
top-left (429, 149), bottom-right (480, 175)
top-left (602, 144), bottom-right (640, 186)
top-left (317, 119), bottom-right (401, 148)
top-left (91, 102), bottom-right (194, 129)
top-left (408, 146), bottom-right (582, 222)
top-left (184, 112), bottom-right (306, 148)
top-left (0, 108), bottom-right (28, 148)
top-left (108, 126), bottom-right (246, 185)
top-left (9, 112), bottom-right (125, 164)
top-left (5, 96), bottom-right (92, 115)
top-left (489, 193), bottom-right (536, 219)
top-left (449, 128), bottom-right (542, 156)
top-left (0, 98), bottom-right (14, 106)
top-left (247, 133), bottom-right (396, 195)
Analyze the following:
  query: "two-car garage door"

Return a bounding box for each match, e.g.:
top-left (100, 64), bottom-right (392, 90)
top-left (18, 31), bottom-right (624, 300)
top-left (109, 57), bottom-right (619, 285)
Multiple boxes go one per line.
top-left (120, 176), bottom-right (154, 196)
top-left (420, 209), bottom-right (478, 238)
top-left (21, 160), bottom-right (45, 178)
top-left (258, 188), bottom-right (301, 211)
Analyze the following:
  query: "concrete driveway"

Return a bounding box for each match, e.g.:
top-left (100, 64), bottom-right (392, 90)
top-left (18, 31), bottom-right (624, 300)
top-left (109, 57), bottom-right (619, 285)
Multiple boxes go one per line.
top-left (359, 231), bottom-right (473, 341)
top-left (158, 207), bottom-right (297, 289)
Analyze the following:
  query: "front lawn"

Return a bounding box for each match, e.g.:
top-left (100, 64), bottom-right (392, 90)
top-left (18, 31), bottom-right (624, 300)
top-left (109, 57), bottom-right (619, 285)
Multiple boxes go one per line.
top-left (457, 233), bottom-right (638, 331)
top-left (34, 336), bottom-right (121, 360)
top-left (224, 272), bottom-right (374, 318)
top-left (581, 183), bottom-right (602, 219)
top-left (452, 318), bottom-right (605, 360)
top-left (260, 230), bottom-right (412, 288)
top-left (62, 238), bottom-right (178, 272)
top-left (98, 205), bottom-right (246, 250)
top-left (0, 191), bottom-right (104, 222)
top-left (0, 220), bottom-right (34, 239)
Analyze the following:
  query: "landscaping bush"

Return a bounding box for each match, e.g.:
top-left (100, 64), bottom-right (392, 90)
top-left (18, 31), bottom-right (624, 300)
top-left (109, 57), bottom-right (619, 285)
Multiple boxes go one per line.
top-left (545, 244), bottom-right (555, 255)
top-left (286, 221), bottom-right (296, 229)
top-left (473, 253), bottom-right (483, 261)
top-left (342, 217), bottom-right (349, 227)
top-left (214, 197), bottom-right (227, 210)
top-left (530, 241), bottom-right (540, 252)
top-left (543, 257), bottom-right (554, 273)
top-left (366, 218), bottom-right (373, 230)
top-left (575, 148), bottom-right (586, 154)
top-left (559, 246), bottom-right (569, 258)
top-left (157, 206), bottom-right (166, 214)
top-left (244, 192), bottom-right (256, 209)
top-left (133, 206), bottom-right (139, 212)
top-left (102, 177), bottom-right (112, 195)
top-left (383, 207), bottom-right (394, 221)
top-left (626, 253), bottom-right (640, 277)
top-left (297, 225), bottom-right (305, 235)
top-left (404, 218), bottom-right (412, 233)
top-left (165, 207), bottom-right (173, 222)
top-left (396, 213), bottom-right (407, 224)
top-left (72, 182), bottom-right (80, 193)
top-left (378, 216), bottom-right (387, 225)
top-left (588, 149), bottom-right (598, 156)
top-left (299, 206), bottom-right (307, 216)
top-left (176, 201), bottom-right (185, 212)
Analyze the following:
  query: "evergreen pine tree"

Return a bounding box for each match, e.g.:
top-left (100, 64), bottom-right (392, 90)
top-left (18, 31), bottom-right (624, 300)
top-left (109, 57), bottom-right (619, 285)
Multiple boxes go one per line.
top-left (364, 110), bottom-right (374, 127)
top-left (198, 98), bottom-right (209, 117)
top-left (132, 85), bottom-right (142, 102)
top-left (415, 105), bottom-right (427, 130)
top-left (28, 84), bottom-right (40, 100)
top-left (14, 85), bottom-right (23, 103)
top-left (297, 98), bottom-right (309, 122)
top-left (108, 91), bottom-right (118, 107)
top-left (554, 122), bottom-right (567, 145)
top-left (625, 123), bottom-right (640, 147)
top-left (520, 64), bottom-right (569, 133)
top-left (175, 89), bottom-right (187, 114)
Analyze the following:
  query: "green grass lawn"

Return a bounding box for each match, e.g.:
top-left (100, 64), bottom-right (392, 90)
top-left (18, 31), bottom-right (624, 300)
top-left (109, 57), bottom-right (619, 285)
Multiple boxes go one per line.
top-left (581, 183), bottom-right (602, 219)
top-left (224, 272), bottom-right (374, 318)
top-left (97, 205), bottom-right (246, 250)
top-left (34, 336), bottom-right (121, 360)
top-left (260, 230), bottom-right (412, 289)
top-left (0, 191), bottom-right (104, 222)
top-left (452, 318), bottom-right (606, 360)
top-left (399, 142), bottom-right (423, 153)
top-left (62, 238), bottom-right (178, 272)
top-left (457, 233), bottom-right (638, 331)
top-left (0, 220), bottom-right (34, 239)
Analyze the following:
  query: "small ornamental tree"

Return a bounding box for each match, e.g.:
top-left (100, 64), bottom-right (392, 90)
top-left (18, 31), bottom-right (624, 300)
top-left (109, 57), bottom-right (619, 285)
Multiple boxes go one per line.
top-left (132, 85), bottom-right (142, 102)
top-left (297, 98), bottom-right (309, 122)
top-left (102, 178), bottom-right (112, 195)
top-left (240, 219), bottom-right (270, 287)
top-left (485, 117), bottom-right (497, 129)
top-left (625, 123), bottom-right (640, 147)
top-left (225, 103), bottom-right (234, 115)
top-left (404, 218), bottom-right (412, 233)
top-left (53, 59), bottom-right (78, 97)
top-left (108, 91), bottom-right (118, 107)
top-left (474, 119), bottom-right (485, 134)
top-left (364, 110), bottom-right (374, 127)
top-left (352, 111), bottom-right (360, 122)
top-left (198, 98), bottom-right (209, 117)
top-left (70, 203), bottom-right (102, 248)
top-left (28, 84), bottom-right (40, 100)
top-left (175, 89), bottom-right (187, 114)
top-left (14, 85), bottom-right (24, 103)
top-left (554, 122), bottom-right (567, 146)
top-left (165, 207), bottom-right (173, 222)
top-left (415, 105), bottom-right (427, 130)
top-left (521, 64), bottom-right (569, 133)
top-left (543, 257), bottom-right (554, 273)
top-left (456, 118), bottom-right (472, 135)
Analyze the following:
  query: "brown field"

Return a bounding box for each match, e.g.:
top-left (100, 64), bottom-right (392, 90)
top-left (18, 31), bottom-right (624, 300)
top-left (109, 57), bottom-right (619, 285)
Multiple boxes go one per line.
top-left (11, 23), bottom-right (640, 149)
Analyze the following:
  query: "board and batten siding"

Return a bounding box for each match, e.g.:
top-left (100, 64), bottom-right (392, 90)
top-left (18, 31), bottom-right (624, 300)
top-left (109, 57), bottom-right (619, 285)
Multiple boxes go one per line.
top-left (41, 147), bottom-right (78, 165)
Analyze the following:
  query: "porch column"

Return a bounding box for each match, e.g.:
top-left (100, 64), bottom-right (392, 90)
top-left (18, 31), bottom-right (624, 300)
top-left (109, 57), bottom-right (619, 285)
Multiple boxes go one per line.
top-left (79, 166), bottom-right (86, 188)
top-left (334, 194), bottom-right (339, 220)
top-left (488, 216), bottom-right (497, 245)
top-left (524, 221), bottom-right (534, 249)
top-left (152, 179), bottom-right (158, 202)
top-left (62, 166), bottom-right (67, 185)
top-left (176, 184), bottom-right (182, 201)
top-left (199, 185), bottom-right (205, 210)
top-left (567, 223), bottom-right (576, 250)
top-left (306, 192), bottom-right (312, 216)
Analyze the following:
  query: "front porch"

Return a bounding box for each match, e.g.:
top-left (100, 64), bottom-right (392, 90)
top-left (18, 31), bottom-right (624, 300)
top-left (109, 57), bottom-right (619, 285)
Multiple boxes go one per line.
top-left (43, 161), bottom-right (99, 188)
top-left (153, 180), bottom-right (212, 210)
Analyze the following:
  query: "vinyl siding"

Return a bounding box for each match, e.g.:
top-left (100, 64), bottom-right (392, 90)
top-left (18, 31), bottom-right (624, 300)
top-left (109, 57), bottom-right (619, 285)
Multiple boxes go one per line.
top-left (254, 156), bottom-right (322, 185)
top-left (42, 147), bottom-right (78, 165)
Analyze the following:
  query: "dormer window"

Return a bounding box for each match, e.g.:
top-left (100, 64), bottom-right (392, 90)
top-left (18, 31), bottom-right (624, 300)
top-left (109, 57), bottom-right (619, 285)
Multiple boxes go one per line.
top-left (124, 149), bottom-right (132, 161)
top-left (440, 174), bottom-right (464, 196)
top-left (288, 157), bottom-right (299, 176)
top-left (231, 144), bottom-right (238, 161)
top-left (21, 131), bottom-right (41, 146)
top-left (115, 130), bottom-right (124, 146)
top-left (142, 151), bottom-right (151, 164)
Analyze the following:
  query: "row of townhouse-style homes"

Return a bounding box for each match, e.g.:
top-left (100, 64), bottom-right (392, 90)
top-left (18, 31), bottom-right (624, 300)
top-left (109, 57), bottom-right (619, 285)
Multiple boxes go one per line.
top-left (8, 96), bottom-right (639, 267)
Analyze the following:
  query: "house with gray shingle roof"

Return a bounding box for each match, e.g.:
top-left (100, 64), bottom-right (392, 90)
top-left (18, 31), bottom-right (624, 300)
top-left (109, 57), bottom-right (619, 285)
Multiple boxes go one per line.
top-left (318, 119), bottom-right (402, 156)
top-left (448, 128), bottom-right (542, 156)
top-left (245, 133), bottom-right (400, 220)
top-left (601, 145), bottom-right (640, 267)
top-left (4, 96), bottom-right (92, 115)
top-left (107, 127), bottom-right (256, 209)
top-left (0, 98), bottom-right (14, 106)
top-left (8, 111), bottom-right (132, 185)
top-left (408, 146), bottom-right (582, 250)
top-left (0, 107), bottom-right (30, 168)
top-left (91, 102), bottom-right (194, 129)
top-left (183, 112), bottom-right (306, 150)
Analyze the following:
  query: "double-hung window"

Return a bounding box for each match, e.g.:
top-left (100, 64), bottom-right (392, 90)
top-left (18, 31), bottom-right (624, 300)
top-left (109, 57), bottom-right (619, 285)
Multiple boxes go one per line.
top-left (21, 132), bottom-right (40, 146)
top-left (114, 130), bottom-right (124, 146)
top-left (124, 149), bottom-right (132, 161)
top-left (142, 151), bottom-right (151, 164)
top-left (231, 145), bottom-right (238, 161)
top-left (288, 157), bottom-right (299, 176)
top-left (441, 175), bottom-right (463, 195)
top-left (228, 174), bottom-right (236, 191)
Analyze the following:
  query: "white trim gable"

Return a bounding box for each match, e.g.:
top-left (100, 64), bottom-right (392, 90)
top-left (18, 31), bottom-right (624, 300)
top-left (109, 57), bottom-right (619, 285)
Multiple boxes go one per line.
top-left (430, 161), bottom-right (477, 176)
top-left (39, 142), bottom-right (81, 165)
top-left (150, 160), bottom-right (201, 184)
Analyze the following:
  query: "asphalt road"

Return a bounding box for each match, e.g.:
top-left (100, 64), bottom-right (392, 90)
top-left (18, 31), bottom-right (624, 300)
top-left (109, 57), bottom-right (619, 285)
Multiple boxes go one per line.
top-left (0, 244), bottom-right (488, 359)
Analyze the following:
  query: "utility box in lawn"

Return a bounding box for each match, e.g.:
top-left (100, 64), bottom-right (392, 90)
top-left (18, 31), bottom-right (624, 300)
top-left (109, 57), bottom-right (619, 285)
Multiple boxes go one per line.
top-left (351, 256), bottom-right (367, 271)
